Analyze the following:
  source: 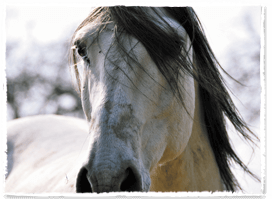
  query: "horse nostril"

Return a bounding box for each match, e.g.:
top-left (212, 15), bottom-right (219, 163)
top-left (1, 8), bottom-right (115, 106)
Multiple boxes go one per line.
top-left (76, 165), bottom-right (142, 192)
top-left (76, 167), bottom-right (93, 193)
top-left (120, 167), bottom-right (140, 191)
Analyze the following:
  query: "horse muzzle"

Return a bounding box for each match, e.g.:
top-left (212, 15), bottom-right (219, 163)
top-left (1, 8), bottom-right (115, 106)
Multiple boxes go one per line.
top-left (76, 159), bottom-right (148, 193)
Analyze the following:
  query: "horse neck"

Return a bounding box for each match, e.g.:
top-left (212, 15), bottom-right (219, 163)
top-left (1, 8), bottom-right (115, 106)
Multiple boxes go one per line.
top-left (150, 81), bottom-right (225, 192)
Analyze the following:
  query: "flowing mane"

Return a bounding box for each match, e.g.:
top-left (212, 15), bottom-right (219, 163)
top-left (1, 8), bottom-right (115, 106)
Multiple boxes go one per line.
top-left (70, 7), bottom-right (260, 192)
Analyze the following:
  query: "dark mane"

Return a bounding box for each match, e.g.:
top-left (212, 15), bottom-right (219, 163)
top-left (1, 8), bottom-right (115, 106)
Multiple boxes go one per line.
top-left (70, 6), bottom-right (260, 192)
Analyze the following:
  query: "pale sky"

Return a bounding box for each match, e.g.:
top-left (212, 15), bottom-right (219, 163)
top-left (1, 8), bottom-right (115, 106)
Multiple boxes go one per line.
top-left (2, 3), bottom-right (268, 195)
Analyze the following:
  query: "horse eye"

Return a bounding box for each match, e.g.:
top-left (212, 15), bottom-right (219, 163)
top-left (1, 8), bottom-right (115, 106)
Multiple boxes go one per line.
top-left (77, 47), bottom-right (87, 57)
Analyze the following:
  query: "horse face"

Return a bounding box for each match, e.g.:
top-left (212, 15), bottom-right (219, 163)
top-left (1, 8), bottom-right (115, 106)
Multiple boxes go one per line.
top-left (73, 21), bottom-right (195, 192)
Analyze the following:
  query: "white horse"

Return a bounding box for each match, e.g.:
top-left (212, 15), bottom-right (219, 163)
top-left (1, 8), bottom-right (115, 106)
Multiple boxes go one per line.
top-left (5, 7), bottom-right (259, 193)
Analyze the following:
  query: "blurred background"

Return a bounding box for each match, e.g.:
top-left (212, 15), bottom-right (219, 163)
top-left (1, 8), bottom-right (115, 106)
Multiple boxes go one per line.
top-left (5, 6), bottom-right (262, 194)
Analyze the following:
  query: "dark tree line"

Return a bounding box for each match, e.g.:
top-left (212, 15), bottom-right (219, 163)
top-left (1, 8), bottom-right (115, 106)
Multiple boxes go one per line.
top-left (6, 29), bottom-right (84, 120)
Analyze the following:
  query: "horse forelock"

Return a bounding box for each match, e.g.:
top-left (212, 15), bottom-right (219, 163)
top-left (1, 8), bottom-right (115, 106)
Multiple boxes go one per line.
top-left (70, 7), bottom-right (193, 99)
top-left (69, 6), bottom-right (260, 192)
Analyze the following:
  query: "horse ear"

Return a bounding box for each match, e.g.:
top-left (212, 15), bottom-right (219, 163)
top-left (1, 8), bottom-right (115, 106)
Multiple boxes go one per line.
top-left (76, 167), bottom-right (93, 193)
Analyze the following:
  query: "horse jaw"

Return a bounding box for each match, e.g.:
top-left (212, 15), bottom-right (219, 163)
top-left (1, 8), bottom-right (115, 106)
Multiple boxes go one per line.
top-left (149, 81), bottom-right (225, 192)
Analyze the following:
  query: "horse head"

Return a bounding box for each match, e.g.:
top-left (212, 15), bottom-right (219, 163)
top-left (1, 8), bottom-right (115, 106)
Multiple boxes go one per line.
top-left (72, 7), bottom-right (196, 192)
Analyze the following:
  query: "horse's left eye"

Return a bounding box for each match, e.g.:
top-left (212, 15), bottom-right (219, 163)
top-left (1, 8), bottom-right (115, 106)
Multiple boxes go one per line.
top-left (76, 47), bottom-right (90, 64)
top-left (77, 47), bottom-right (87, 57)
